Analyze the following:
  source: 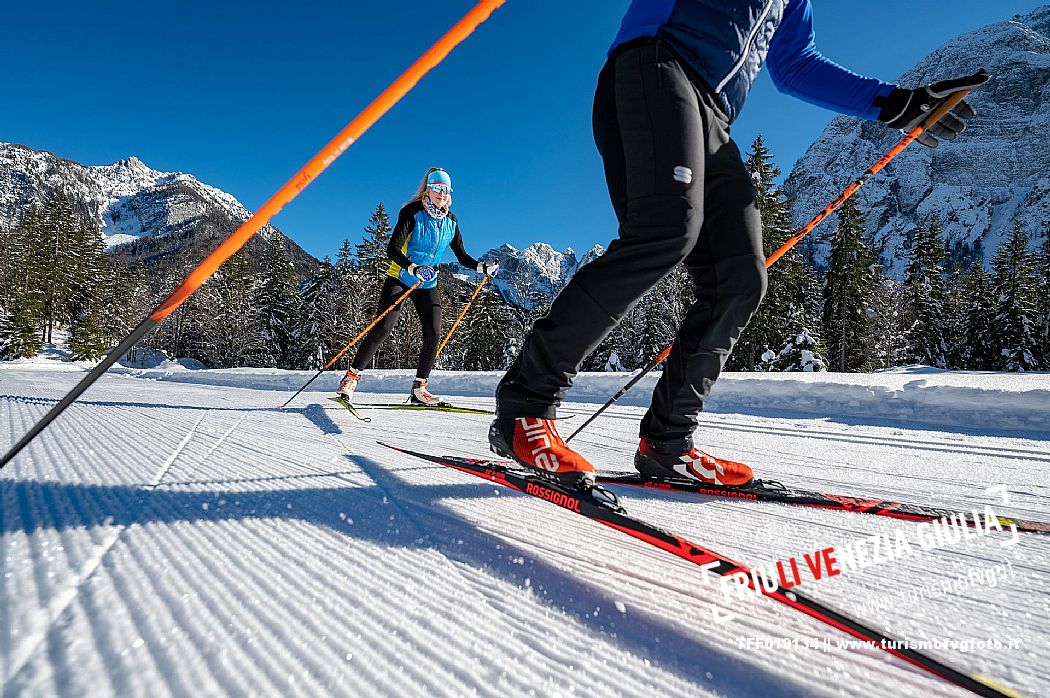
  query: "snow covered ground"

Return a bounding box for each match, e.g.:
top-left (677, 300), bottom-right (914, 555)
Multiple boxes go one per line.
top-left (2, 359), bottom-right (1048, 697)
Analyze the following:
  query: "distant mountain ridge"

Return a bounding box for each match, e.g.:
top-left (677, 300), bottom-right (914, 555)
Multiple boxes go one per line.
top-left (783, 6), bottom-right (1050, 275)
top-left (461, 242), bottom-right (605, 310)
top-left (0, 142), bottom-right (318, 277)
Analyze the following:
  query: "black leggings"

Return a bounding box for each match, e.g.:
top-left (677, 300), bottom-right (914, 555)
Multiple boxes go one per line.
top-left (351, 277), bottom-right (443, 378)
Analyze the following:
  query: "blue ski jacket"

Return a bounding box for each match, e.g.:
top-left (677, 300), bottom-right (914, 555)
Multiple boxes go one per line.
top-left (610, 0), bottom-right (895, 123)
top-left (386, 201), bottom-right (478, 290)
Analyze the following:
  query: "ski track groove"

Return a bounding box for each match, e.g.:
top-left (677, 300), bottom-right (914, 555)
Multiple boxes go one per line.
top-left (175, 414), bottom-right (246, 482)
top-left (318, 447), bottom-right (714, 696)
top-left (566, 406), bottom-right (1050, 462)
top-left (2, 413), bottom-right (205, 690)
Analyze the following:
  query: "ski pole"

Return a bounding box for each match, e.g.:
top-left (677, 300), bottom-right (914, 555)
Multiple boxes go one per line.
top-left (280, 280), bottom-right (421, 408)
top-left (566, 87), bottom-right (979, 441)
top-left (565, 345), bottom-right (672, 442)
top-left (0, 0), bottom-right (506, 471)
top-left (765, 88), bottom-right (975, 267)
top-left (435, 274), bottom-right (490, 360)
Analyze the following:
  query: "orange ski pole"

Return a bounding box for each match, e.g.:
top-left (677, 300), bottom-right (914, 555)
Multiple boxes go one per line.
top-left (280, 280), bottom-right (421, 408)
top-left (765, 89), bottom-right (974, 268)
top-left (567, 87), bottom-right (978, 441)
top-left (0, 0), bottom-right (506, 470)
top-left (435, 275), bottom-right (490, 359)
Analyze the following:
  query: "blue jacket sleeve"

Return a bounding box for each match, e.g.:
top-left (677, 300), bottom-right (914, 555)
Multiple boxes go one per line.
top-left (766, 0), bottom-right (895, 120)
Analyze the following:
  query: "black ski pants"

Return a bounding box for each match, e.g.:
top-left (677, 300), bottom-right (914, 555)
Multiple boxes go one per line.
top-left (496, 40), bottom-right (767, 445)
top-left (351, 276), bottom-right (443, 379)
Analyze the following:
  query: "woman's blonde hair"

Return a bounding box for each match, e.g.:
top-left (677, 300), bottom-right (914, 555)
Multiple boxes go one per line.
top-left (407, 167), bottom-right (450, 209)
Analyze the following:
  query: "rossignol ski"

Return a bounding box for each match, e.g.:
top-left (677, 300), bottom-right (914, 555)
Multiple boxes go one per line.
top-left (381, 442), bottom-right (1020, 698)
top-left (595, 473), bottom-right (1050, 535)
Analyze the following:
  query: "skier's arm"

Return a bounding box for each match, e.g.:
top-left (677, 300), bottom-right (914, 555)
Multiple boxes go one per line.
top-left (765, 0), bottom-right (894, 120)
top-left (386, 206), bottom-right (416, 270)
top-left (448, 218), bottom-right (480, 269)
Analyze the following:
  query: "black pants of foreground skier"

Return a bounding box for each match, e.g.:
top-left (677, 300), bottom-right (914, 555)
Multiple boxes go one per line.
top-left (496, 39), bottom-right (767, 446)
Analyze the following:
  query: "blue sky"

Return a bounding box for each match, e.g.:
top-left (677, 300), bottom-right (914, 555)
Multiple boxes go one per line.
top-left (0, 1), bottom-right (1039, 263)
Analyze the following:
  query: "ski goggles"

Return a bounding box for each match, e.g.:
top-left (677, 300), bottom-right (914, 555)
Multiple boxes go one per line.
top-left (428, 183), bottom-right (452, 195)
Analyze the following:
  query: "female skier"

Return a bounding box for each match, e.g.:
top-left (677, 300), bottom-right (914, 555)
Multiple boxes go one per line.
top-left (336, 168), bottom-right (499, 405)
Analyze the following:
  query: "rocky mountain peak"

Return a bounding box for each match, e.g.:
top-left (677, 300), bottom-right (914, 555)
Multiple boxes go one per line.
top-left (782, 5), bottom-right (1050, 276)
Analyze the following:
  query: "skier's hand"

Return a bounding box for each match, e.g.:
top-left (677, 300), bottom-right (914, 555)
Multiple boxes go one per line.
top-left (408, 264), bottom-right (438, 283)
top-left (476, 261), bottom-right (500, 277)
top-left (875, 69), bottom-right (990, 147)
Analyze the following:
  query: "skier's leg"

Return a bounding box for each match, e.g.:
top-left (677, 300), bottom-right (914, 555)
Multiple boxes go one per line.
top-left (411, 287), bottom-right (443, 379)
top-left (640, 134), bottom-right (767, 446)
top-left (409, 287), bottom-right (444, 405)
top-left (350, 277), bottom-right (408, 371)
top-left (496, 42), bottom-right (707, 419)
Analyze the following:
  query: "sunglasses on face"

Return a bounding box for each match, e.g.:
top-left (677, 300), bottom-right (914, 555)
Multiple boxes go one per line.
top-left (428, 184), bottom-right (452, 195)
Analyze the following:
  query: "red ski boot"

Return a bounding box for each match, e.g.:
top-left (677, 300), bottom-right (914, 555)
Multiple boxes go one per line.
top-left (489, 417), bottom-right (596, 490)
top-left (635, 438), bottom-right (754, 488)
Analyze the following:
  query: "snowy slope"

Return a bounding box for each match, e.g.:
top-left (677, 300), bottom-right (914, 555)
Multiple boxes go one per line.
top-left (782, 6), bottom-right (1050, 275)
top-left (1, 362), bottom-right (1048, 697)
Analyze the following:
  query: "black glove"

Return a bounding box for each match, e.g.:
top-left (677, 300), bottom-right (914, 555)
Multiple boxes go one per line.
top-left (874, 69), bottom-right (991, 147)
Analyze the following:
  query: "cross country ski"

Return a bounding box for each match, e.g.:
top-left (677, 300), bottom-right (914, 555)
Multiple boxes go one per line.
top-left (381, 442), bottom-right (1025, 698)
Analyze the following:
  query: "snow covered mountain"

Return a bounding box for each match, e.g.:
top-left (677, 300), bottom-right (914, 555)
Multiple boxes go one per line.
top-left (0, 142), bottom-right (318, 276)
top-left (457, 241), bottom-right (606, 310)
top-left (782, 6), bottom-right (1050, 275)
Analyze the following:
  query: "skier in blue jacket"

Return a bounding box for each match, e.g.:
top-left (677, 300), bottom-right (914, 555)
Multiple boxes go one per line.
top-left (337, 168), bottom-right (499, 406)
top-left (491, 0), bottom-right (989, 489)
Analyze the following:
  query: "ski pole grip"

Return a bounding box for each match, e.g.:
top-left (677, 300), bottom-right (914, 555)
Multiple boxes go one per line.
top-left (916, 88), bottom-right (973, 135)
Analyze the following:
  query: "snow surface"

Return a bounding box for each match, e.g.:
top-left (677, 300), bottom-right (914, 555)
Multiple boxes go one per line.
top-left (2, 360), bottom-right (1048, 697)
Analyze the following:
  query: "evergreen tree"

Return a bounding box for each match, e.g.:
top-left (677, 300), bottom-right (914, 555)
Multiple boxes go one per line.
top-left (989, 222), bottom-right (1041, 371)
top-left (254, 234), bottom-right (302, 368)
top-left (769, 325), bottom-right (828, 372)
top-left (459, 283), bottom-right (513, 370)
top-left (730, 135), bottom-right (793, 370)
top-left (821, 198), bottom-right (879, 372)
top-left (66, 215), bottom-right (112, 360)
top-left (329, 239), bottom-right (366, 370)
top-left (297, 258), bottom-right (343, 368)
top-left (0, 209), bottom-right (45, 358)
top-left (959, 264), bottom-right (997, 370)
top-left (34, 192), bottom-right (85, 343)
top-left (728, 135), bottom-right (824, 372)
top-left (870, 277), bottom-right (904, 369)
top-left (196, 253), bottom-right (263, 368)
top-left (900, 216), bottom-right (951, 367)
top-left (1037, 224), bottom-right (1050, 366)
top-left (629, 273), bottom-right (682, 370)
top-left (355, 203), bottom-right (393, 307)
top-left (335, 239), bottom-right (355, 277)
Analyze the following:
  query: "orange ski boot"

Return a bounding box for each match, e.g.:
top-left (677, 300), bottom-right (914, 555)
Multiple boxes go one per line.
top-left (489, 417), bottom-right (596, 490)
top-left (635, 438), bottom-right (754, 488)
